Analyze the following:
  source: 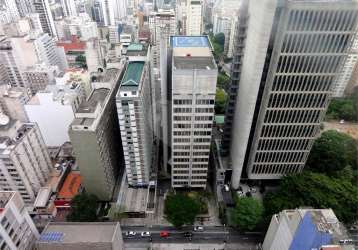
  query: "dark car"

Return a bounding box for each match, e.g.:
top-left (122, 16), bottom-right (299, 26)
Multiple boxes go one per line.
top-left (183, 232), bottom-right (193, 237)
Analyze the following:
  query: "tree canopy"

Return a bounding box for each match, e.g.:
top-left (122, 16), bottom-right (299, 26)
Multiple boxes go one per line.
top-left (232, 197), bottom-right (264, 231)
top-left (215, 88), bottom-right (227, 114)
top-left (217, 73), bottom-right (230, 89)
top-left (326, 97), bottom-right (358, 122)
top-left (67, 193), bottom-right (99, 222)
top-left (107, 204), bottom-right (127, 221)
top-left (263, 172), bottom-right (358, 224)
top-left (306, 130), bottom-right (358, 174)
top-left (164, 193), bottom-right (200, 228)
top-left (214, 33), bottom-right (225, 47)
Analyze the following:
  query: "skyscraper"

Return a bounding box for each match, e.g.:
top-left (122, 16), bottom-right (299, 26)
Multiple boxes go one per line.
top-left (33, 0), bottom-right (58, 38)
top-left (60, 0), bottom-right (77, 17)
top-left (185, 0), bottom-right (203, 35)
top-left (69, 68), bottom-right (124, 200)
top-left (169, 36), bottom-right (217, 188)
top-left (116, 44), bottom-right (153, 187)
top-left (227, 0), bottom-right (358, 188)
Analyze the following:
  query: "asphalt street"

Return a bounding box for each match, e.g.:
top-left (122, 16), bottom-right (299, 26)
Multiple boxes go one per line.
top-left (121, 225), bottom-right (263, 244)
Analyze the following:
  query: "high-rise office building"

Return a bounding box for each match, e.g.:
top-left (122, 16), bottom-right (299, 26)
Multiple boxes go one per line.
top-left (0, 191), bottom-right (40, 249)
top-left (227, 0), bottom-right (358, 188)
top-left (116, 44), bottom-right (153, 187)
top-left (60, 0), bottom-right (77, 17)
top-left (33, 0), bottom-right (58, 38)
top-left (0, 120), bottom-right (52, 203)
top-left (169, 36), bottom-right (217, 188)
top-left (185, 0), bottom-right (203, 35)
top-left (69, 68), bottom-right (123, 200)
top-left (149, 9), bottom-right (176, 171)
top-left (91, 0), bottom-right (115, 26)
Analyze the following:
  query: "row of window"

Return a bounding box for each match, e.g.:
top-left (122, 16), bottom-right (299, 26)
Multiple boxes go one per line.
top-left (173, 138), bottom-right (211, 143)
top-left (272, 75), bottom-right (333, 92)
top-left (254, 151), bottom-right (306, 164)
top-left (173, 116), bottom-right (213, 121)
top-left (260, 124), bottom-right (318, 138)
top-left (267, 93), bottom-right (329, 109)
top-left (256, 138), bottom-right (311, 151)
top-left (250, 163), bottom-right (303, 175)
top-left (263, 109), bottom-right (322, 124)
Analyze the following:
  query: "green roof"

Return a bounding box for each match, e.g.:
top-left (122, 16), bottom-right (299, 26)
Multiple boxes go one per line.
top-left (121, 62), bottom-right (144, 86)
top-left (127, 43), bottom-right (143, 51)
top-left (215, 115), bottom-right (225, 124)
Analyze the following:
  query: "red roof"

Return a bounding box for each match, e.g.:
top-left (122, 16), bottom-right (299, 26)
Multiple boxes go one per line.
top-left (57, 172), bottom-right (81, 200)
top-left (57, 35), bottom-right (86, 53)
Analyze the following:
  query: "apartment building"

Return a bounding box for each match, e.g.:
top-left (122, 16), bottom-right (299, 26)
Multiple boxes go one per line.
top-left (186, 0), bottom-right (203, 35)
top-left (32, 0), bottom-right (58, 38)
top-left (0, 191), bottom-right (40, 250)
top-left (0, 120), bottom-right (52, 203)
top-left (116, 44), bottom-right (153, 187)
top-left (170, 36), bottom-right (217, 188)
top-left (227, 0), bottom-right (358, 188)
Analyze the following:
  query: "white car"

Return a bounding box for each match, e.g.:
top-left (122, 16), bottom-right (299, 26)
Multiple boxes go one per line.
top-left (224, 184), bottom-right (230, 192)
top-left (249, 187), bottom-right (257, 193)
top-left (194, 226), bottom-right (204, 232)
top-left (141, 232), bottom-right (151, 237)
top-left (237, 191), bottom-right (245, 197)
top-left (125, 231), bottom-right (136, 237)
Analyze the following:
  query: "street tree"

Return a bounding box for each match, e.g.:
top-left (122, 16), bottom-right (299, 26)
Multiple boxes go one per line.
top-left (306, 130), bottom-right (358, 174)
top-left (164, 193), bottom-right (200, 228)
top-left (232, 197), bottom-right (264, 231)
top-left (67, 193), bottom-right (99, 222)
top-left (263, 172), bottom-right (358, 224)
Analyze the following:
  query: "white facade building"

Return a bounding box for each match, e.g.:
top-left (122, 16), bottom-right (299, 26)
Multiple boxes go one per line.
top-left (25, 83), bottom-right (83, 148)
top-left (228, 0), bottom-right (358, 188)
top-left (0, 0), bottom-right (20, 24)
top-left (185, 0), bottom-right (203, 35)
top-left (116, 44), bottom-right (153, 187)
top-left (170, 36), bottom-right (217, 188)
top-left (0, 120), bottom-right (52, 203)
top-left (55, 14), bottom-right (98, 41)
top-left (60, 0), bottom-right (77, 17)
top-left (0, 191), bottom-right (40, 250)
top-left (33, 0), bottom-right (58, 39)
top-left (23, 64), bottom-right (59, 94)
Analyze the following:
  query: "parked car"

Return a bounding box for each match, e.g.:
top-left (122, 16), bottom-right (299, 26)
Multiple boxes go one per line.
top-left (141, 232), bottom-right (151, 237)
top-left (125, 231), bottom-right (136, 237)
top-left (193, 226), bottom-right (204, 232)
top-left (224, 184), bottom-right (230, 192)
top-left (184, 232), bottom-right (193, 237)
top-left (249, 187), bottom-right (257, 193)
top-left (160, 231), bottom-right (169, 237)
top-left (237, 191), bottom-right (245, 197)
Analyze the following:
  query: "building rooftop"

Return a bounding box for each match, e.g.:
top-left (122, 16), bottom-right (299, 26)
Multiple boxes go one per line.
top-left (121, 62), bottom-right (144, 87)
top-left (173, 56), bottom-right (216, 70)
top-left (124, 43), bottom-right (148, 57)
top-left (57, 172), bottom-right (81, 200)
top-left (39, 222), bottom-right (120, 244)
top-left (34, 187), bottom-right (52, 208)
top-left (0, 191), bottom-right (14, 210)
top-left (171, 36), bottom-right (210, 48)
top-left (0, 123), bottom-right (35, 155)
top-left (76, 88), bottom-right (109, 114)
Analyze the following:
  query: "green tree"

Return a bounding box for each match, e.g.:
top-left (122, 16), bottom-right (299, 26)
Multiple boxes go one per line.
top-left (75, 54), bottom-right (86, 63)
top-left (217, 73), bottom-right (230, 89)
top-left (263, 172), bottom-right (358, 223)
top-left (326, 98), bottom-right (357, 121)
top-left (306, 130), bottom-right (358, 174)
top-left (215, 88), bottom-right (227, 114)
top-left (232, 197), bottom-right (264, 231)
top-left (67, 193), bottom-right (99, 222)
top-left (107, 204), bottom-right (127, 221)
top-left (214, 33), bottom-right (225, 47)
top-left (164, 193), bottom-right (200, 228)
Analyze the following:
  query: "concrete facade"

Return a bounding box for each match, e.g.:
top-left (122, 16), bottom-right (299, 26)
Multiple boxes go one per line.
top-left (69, 68), bottom-right (124, 200)
top-left (186, 0), bottom-right (203, 35)
top-left (0, 191), bottom-right (39, 250)
top-left (170, 36), bottom-right (217, 188)
top-left (33, 0), bottom-right (58, 38)
top-left (229, 0), bottom-right (358, 188)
